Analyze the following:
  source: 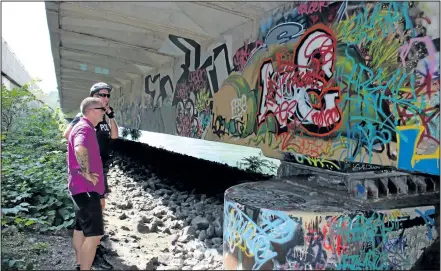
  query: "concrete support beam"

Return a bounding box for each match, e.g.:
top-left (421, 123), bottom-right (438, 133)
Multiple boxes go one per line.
top-left (58, 38), bottom-right (168, 68)
top-left (60, 2), bottom-right (213, 42)
top-left (61, 67), bottom-right (130, 85)
top-left (61, 69), bottom-right (126, 86)
top-left (58, 28), bottom-right (174, 61)
top-left (192, 2), bottom-right (265, 20)
top-left (60, 14), bottom-right (168, 51)
top-left (224, 180), bottom-right (438, 270)
top-left (59, 48), bottom-right (149, 75)
top-left (61, 79), bottom-right (102, 89)
top-left (60, 60), bottom-right (134, 82)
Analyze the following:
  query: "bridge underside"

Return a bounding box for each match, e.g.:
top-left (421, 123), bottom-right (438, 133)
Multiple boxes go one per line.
top-left (46, 1), bottom-right (440, 177)
top-left (46, 2), bottom-right (440, 269)
top-left (45, 1), bottom-right (285, 114)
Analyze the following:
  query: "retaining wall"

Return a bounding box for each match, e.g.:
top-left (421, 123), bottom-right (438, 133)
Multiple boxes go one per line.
top-left (113, 1), bottom-right (440, 176)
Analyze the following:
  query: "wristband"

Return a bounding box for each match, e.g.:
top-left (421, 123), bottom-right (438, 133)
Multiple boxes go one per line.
top-left (106, 111), bottom-right (115, 119)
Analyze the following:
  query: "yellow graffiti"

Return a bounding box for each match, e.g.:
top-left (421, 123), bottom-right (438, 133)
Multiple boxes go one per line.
top-left (384, 210), bottom-right (408, 223)
top-left (303, 156), bottom-right (340, 169)
top-left (228, 208), bottom-right (256, 257)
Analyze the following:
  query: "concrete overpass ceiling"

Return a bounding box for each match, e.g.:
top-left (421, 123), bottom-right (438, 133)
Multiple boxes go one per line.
top-left (59, 34), bottom-right (172, 67)
top-left (60, 2), bottom-right (249, 37)
top-left (60, 72), bottom-right (124, 88)
top-left (60, 59), bottom-right (140, 80)
top-left (46, 1), bottom-right (290, 114)
top-left (59, 49), bottom-right (148, 75)
top-left (60, 67), bottom-right (135, 89)
top-left (60, 15), bottom-right (168, 51)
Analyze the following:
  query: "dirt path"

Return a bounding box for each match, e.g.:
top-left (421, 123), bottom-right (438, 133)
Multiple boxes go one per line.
top-left (2, 155), bottom-right (224, 270)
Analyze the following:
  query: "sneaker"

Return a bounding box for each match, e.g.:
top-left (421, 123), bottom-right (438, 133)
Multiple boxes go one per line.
top-left (96, 244), bottom-right (110, 256)
top-left (92, 253), bottom-right (113, 270)
top-left (75, 264), bottom-right (80, 270)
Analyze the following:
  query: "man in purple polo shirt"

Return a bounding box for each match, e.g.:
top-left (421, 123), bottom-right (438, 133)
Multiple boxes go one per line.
top-left (68, 97), bottom-right (106, 270)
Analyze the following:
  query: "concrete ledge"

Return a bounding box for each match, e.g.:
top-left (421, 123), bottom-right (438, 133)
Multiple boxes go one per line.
top-left (223, 180), bottom-right (439, 270)
top-left (110, 138), bottom-right (272, 197)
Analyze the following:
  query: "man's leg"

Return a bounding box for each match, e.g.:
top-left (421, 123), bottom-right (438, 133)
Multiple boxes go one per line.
top-left (91, 159), bottom-right (113, 270)
top-left (71, 196), bottom-right (85, 270)
top-left (96, 197), bottom-right (105, 246)
top-left (92, 195), bottom-right (113, 270)
top-left (75, 192), bottom-right (105, 270)
top-left (73, 230), bottom-right (85, 266)
top-left (80, 236), bottom-right (102, 270)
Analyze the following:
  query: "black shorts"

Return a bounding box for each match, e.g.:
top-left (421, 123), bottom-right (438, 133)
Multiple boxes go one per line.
top-left (72, 192), bottom-right (104, 237)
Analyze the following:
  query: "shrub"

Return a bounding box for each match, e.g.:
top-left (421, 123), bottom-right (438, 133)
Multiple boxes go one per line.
top-left (236, 151), bottom-right (278, 176)
top-left (1, 84), bottom-right (74, 232)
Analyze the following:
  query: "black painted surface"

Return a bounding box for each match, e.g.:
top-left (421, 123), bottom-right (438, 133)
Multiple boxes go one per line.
top-left (110, 138), bottom-right (272, 198)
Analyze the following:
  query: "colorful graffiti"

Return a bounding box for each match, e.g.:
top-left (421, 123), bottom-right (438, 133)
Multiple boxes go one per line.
top-left (223, 198), bottom-right (437, 270)
top-left (117, 1), bottom-right (440, 176)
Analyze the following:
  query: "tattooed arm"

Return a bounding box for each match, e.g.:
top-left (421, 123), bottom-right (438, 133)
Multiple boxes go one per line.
top-left (74, 145), bottom-right (98, 186)
top-left (63, 114), bottom-right (82, 139)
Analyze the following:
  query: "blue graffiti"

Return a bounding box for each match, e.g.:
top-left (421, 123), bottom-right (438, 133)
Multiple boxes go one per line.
top-left (264, 22), bottom-right (304, 46)
top-left (415, 208), bottom-right (436, 240)
top-left (357, 183), bottom-right (365, 195)
top-left (224, 201), bottom-right (296, 270)
top-left (397, 128), bottom-right (440, 176)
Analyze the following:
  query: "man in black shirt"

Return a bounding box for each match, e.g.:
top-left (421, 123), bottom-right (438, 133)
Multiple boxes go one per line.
top-left (64, 82), bottom-right (119, 270)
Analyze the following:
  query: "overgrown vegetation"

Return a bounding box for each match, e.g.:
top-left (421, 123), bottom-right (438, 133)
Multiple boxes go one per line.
top-left (1, 83), bottom-right (74, 233)
top-left (236, 151), bottom-right (278, 176)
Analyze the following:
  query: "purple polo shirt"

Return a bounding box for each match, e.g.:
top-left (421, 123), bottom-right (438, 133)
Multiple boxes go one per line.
top-left (67, 117), bottom-right (105, 196)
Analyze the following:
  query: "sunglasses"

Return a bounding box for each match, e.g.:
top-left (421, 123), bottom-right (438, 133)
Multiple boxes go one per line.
top-left (96, 93), bottom-right (111, 98)
top-left (93, 107), bottom-right (106, 112)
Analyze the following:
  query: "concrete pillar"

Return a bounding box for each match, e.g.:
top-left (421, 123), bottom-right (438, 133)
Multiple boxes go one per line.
top-left (223, 180), bottom-right (438, 270)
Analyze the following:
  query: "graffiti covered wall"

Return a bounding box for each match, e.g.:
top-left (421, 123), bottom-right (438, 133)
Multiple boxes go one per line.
top-left (114, 1), bottom-right (440, 176)
top-left (223, 181), bottom-right (438, 270)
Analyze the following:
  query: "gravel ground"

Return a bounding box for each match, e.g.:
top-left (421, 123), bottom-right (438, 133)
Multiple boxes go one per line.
top-left (2, 154), bottom-right (225, 270)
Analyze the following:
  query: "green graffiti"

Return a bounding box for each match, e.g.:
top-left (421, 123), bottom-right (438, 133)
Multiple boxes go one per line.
top-left (195, 88), bottom-right (210, 113)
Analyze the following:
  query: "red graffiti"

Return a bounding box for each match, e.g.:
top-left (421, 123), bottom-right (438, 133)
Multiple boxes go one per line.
top-left (273, 100), bottom-right (298, 126)
top-left (321, 217), bottom-right (349, 256)
top-left (311, 107), bottom-right (340, 128)
top-left (176, 83), bottom-right (190, 100)
top-left (298, 1), bottom-right (330, 16)
top-left (257, 24), bottom-right (342, 137)
top-left (295, 131), bottom-right (332, 156)
top-left (177, 115), bottom-right (192, 137)
top-left (176, 69), bottom-right (208, 100)
top-left (233, 40), bottom-right (264, 71)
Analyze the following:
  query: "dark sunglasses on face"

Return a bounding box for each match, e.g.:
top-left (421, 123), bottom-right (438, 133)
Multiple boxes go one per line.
top-left (93, 107), bottom-right (107, 112)
top-left (96, 93), bottom-right (111, 98)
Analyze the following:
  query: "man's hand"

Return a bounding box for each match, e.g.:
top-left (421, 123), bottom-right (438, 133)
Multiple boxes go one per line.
top-left (105, 105), bottom-right (112, 114)
top-left (81, 172), bottom-right (99, 186)
top-left (105, 106), bottom-right (115, 119)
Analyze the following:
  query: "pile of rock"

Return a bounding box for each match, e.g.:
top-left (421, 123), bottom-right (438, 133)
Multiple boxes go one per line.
top-left (105, 156), bottom-right (225, 270)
